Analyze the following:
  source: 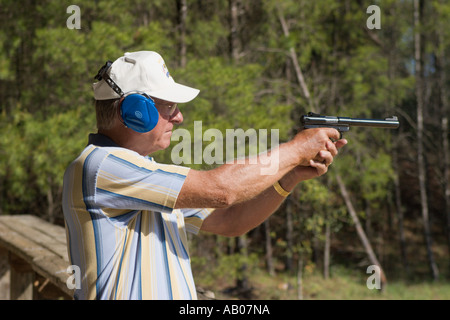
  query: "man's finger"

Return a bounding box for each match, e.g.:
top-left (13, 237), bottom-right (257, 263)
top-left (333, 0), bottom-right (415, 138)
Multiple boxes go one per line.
top-left (315, 150), bottom-right (333, 166)
top-left (335, 138), bottom-right (348, 149)
top-left (325, 140), bottom-right (338, 157)
top-left (324, 128), bottom-right (341, 142)
top-left (309, 159), bottom-right (328, 176)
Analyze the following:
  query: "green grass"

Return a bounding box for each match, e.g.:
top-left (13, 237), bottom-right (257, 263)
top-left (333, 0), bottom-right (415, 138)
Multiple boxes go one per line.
top-left (193, 264), bottom-right (450, 300)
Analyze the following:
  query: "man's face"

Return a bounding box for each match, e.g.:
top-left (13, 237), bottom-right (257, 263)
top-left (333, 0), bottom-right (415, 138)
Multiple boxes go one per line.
top-left (142, 97), bottom-right (183, 153)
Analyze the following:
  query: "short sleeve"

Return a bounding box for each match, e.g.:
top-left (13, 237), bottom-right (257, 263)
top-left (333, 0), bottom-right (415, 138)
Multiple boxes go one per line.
top-left (94, 148), bottom-right (190, 213)
top-left (182, 208), bottom-right (214, 234)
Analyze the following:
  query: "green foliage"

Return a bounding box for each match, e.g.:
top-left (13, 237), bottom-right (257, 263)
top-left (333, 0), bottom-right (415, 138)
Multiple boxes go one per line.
top-left (0, 105), bottom-right (93, 213)
top-left (361, 153), bottom-right (394, 204)
top-left (1, 0), bottom-right (449, 288)
top-left (191, 251), bottom-right (259, 287)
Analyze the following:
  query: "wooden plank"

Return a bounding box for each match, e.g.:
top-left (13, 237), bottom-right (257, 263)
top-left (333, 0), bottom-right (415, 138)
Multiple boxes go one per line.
top-left (8, 215), bottom-right (67, 244)
top-left (31, 253), bottom-right (74, 297)
top-left (0, 215), bottom-right (68, 261)
top-left (0, 222), bottom-right (52, 262)
top-left (0, 221), bottom-right (74, 298)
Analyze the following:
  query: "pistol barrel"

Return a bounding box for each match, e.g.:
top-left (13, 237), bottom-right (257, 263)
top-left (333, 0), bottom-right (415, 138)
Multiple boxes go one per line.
top-left (337, 116), bottom-right (399, 128)
top-left (301, 113), bottom-right (399, 129)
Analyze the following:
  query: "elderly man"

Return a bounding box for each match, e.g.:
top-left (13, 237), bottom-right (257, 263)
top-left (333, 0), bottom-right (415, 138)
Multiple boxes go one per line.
top-left (62, 51), bottom-right (347, 300)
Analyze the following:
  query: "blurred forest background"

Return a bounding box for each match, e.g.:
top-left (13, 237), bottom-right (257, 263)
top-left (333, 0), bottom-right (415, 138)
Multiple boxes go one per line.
top-left (0, 0), bottom-right (449, 299)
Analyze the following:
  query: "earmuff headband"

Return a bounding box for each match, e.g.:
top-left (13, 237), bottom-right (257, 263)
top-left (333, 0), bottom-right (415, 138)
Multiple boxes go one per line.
top-left (94, 61), bottom-right (125, 97)
top-left (94, 60), bottom-right (159, 133)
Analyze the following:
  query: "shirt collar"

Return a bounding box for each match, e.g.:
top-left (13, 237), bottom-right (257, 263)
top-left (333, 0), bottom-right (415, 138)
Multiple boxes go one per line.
top-left (87, 133), bottom-right (120, 147)
top-left (87, 133), bottom-right (155, 162)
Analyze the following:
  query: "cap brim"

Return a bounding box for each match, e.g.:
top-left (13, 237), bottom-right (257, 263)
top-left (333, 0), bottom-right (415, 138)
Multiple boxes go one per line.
top-left (147, 82), bottom-right (200, 103)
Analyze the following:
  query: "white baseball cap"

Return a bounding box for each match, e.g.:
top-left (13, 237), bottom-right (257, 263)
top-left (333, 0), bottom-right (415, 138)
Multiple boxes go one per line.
top-left (93, 51), bottom-right (200, 103)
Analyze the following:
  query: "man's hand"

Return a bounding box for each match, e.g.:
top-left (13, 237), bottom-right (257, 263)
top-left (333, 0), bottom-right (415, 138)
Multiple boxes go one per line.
top-left (291, 128), bottom-right (342, 167)
top-left (301, 138), bottom-right (347, 176)
top-left (280, 137), bottom-right (348, 190)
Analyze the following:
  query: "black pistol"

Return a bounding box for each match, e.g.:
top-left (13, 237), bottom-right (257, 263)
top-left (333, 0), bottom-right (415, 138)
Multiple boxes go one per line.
top-left (300, 112), bottom-right (399, 138)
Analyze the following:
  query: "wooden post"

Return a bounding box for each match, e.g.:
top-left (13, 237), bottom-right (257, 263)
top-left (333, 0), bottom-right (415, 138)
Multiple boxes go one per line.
top-left (9, 253), bottom-right (35, 300)
top-left (0, 247), bottom-right (10, 299)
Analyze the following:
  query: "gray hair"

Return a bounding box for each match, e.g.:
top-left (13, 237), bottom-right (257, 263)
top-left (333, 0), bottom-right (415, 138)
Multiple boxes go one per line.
top-left (95, 99), bottom-right (120, 130)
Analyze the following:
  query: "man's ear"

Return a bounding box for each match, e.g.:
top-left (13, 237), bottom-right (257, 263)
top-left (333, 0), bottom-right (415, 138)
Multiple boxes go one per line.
top-left (117, 97), bottom-right (125, 121)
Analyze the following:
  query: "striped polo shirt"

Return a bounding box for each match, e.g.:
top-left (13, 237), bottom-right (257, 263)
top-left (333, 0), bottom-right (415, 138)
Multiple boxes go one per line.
top-left (62, 133), bottom-right (211, 300)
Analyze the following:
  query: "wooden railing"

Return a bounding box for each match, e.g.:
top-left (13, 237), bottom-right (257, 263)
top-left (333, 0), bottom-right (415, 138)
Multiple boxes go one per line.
top-left (0, 215), bottom-right (73, 300)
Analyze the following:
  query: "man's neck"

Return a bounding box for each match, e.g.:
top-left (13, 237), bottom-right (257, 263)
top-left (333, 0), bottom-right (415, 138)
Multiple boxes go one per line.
top-left (98, 127), bottom-right (152, 157)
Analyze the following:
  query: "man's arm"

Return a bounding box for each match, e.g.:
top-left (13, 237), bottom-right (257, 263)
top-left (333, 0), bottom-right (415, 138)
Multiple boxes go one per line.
top-left (200, 139), bottom-right (347, 237)
top-left (174, 127), bottom-right (341, 210)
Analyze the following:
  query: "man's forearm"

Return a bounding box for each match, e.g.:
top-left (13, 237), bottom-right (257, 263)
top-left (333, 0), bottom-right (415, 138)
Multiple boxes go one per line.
top-left (200, 178), bottom-right (291, 237)
top-left (175, 128), bottom-right (341, 210)
top-left (175, 141), bottom-right (299, 209)
top-left (199, 153), bottom-right (341, 237)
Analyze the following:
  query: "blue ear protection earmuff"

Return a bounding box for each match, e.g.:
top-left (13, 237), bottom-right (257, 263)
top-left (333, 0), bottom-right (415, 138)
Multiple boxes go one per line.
top-left (120, 93), bottom-right (159, 133)
top-left (94, 61), bottom-right (159, 133)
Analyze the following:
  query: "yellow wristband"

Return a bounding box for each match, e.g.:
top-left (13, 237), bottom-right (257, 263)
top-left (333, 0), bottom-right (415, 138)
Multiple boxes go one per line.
top-left (273, 181), bottom-right (291, 197)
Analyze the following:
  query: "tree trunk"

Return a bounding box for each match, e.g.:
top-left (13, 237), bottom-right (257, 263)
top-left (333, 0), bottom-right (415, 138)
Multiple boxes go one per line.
top-left (264, 219), bottom-right (275, 276)
top-left (385, 13), bottom-right (410, 275)
top-left (393, 148), bottom-right (410, 274)
top-left (229, 0), bottom-right (240, 61)
top-left (442, 113), bottom-right (450, 259)
top-left (276, 3), bottom-right (314, 110)
top-left (46, 177), bottom-right (55, 223)
top-left (323, 218), bottom-right (330, 279)
top-left (414, 0), bottom-right (439, 281)
top-left (336, 174), bottom-right (387, 289)
top-left (285, 196), bottom-right (294, 272)
top-left (364, 199), bottom-right (373, 241)
top-left (297, 256), bottom-right (303, 300)
top-left (436, 0), bottom-right (450, 260)
top-left (235, 235), bottom-right (252, 298)
top-left (176, 0), bottom-right (187, 68)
